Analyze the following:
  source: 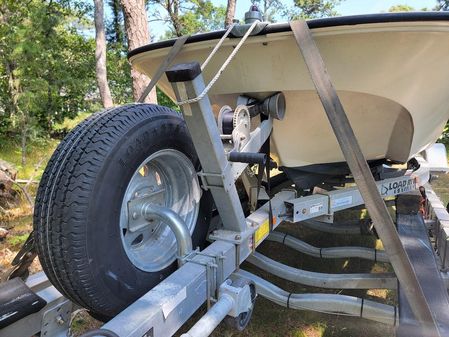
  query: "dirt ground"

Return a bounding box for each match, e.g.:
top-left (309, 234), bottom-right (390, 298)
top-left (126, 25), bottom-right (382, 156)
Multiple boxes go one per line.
top-left (1, 174), bottom-right (448, 336)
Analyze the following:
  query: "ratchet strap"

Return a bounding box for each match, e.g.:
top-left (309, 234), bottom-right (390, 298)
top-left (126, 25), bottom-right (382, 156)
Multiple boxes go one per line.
top-left (137, 35), bottom-right (189, 103)
top-left (2, 232), bottom-right (37, 282)
top-left (257, 133), bottom-right (274, 231)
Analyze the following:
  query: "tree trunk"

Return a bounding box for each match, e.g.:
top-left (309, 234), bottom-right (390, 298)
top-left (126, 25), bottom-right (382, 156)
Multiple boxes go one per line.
top-left (21, 124), bottom-right (27, 166)
top-left (225, 0), bottom-right (237, 28)
top-left (109, 0), bottom-right (124, 44)
top-left (121, 0), bottom-right (157, 103)
top-left (94, 0), bottom-right (114, 108)
top-left (165, 0), bottom-right (182, 36)
top-left (4, 60), bottom-right (28, 165)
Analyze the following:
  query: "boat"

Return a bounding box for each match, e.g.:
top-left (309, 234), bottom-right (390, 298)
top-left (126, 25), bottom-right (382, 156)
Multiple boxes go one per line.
top-left (128, 12), bottom-right (449, 187)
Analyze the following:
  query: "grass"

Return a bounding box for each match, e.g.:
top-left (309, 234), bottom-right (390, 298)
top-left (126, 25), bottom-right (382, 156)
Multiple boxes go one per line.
top-left (6, 232), bottom-right (29, 248)
top-left (0, 137), bottom-right (59, 180)
top-left (430, 173), bottom-right (449, 207)
top-left (0, 112), bottom-right (91, 181)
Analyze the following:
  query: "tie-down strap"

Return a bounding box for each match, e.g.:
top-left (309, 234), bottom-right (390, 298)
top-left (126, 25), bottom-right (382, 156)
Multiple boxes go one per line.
top-left (289, 19), bottom-right (438, 333)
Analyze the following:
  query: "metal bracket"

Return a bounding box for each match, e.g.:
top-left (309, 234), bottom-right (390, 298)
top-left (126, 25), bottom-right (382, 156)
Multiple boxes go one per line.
top-left (41, 300), bottom-right (72, 337)
top-left (218, 280), bottom-right (252, 317)
top-left (182, 248), bottom-right (226, 308)
top-left (197, 171), bottom-right (227, 191)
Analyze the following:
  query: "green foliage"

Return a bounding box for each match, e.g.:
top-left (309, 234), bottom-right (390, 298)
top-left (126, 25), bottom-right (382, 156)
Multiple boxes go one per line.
top-left (157, 88), bottom-right (179, 111)
top-left (439, 123), bottom-right (449, 146)
top-left (177, 0), bottom-right (226, 35)
top-left (149, 0), bottom-right (226, 38)
top-left (53, 111), bottom-right (92, 134)
top-left (6, 233), bottom-right (30, 248)
top-left (107, 49), bottom-right (133, 104)
top-left (106, 0), bottom-right (125, 45)
top-left (290, 0), bottom-right (341, 20)
top-left (388, 5), bottom-right (415, 12)
top-left (0, 0), bottom-right (96, 138)
top-left (435, 0), bottom-right (449, 10)
top-left (253, 0), bottom-right (285, 22)
top-left (0, 136), bottom-right (59, 179)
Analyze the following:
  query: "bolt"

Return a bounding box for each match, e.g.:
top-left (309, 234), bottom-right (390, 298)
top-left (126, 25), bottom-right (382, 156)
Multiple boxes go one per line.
top-left (55, 315), bottom-right (65, 326)
top-left (235, 234), bottom-right (241, 240)
top-left (149, 185), bottom-right (155, 192)
top-left (132, 212), bottom-right (138, 219)
top-left (134, 192), bottom-right (139, 197)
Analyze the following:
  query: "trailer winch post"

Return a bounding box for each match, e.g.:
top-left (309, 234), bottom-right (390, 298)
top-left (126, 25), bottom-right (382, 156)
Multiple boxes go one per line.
top-left (290, 20), bottom-right (438, 335)
top-left (165, 62), bottom-right (248, 233)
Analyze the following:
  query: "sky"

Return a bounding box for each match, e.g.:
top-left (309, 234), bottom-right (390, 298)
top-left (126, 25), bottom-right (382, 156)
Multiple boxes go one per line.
top-left (231, 0), bottom-right (437, 18)
top-left (147, 0), bottom-right (438, 40)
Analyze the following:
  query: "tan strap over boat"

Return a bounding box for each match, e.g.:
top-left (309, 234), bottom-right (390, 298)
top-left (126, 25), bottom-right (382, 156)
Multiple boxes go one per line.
top-left (289, 19), bottom-right (439, 335)
top-left (138, 35), bottom-right (190, 103)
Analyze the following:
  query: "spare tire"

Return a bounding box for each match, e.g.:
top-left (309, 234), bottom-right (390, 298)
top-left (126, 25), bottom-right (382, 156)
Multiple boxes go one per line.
top-left (33, 104), bottom-right (213, 318)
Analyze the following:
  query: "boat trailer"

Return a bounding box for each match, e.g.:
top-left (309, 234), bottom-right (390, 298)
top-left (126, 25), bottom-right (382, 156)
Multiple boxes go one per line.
top-left (2, 156), bottom-right (449, 337)
top-left (2, 14), bottom-right (449, 337)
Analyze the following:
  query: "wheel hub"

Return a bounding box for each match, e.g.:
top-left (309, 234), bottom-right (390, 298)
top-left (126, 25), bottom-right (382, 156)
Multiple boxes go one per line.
top-left (119, 149), bottom-right (201, 272)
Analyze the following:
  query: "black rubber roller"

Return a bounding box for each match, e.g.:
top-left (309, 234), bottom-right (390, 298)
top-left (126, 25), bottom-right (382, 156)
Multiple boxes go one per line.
top-left (228, 152), bottom-right (267, 165)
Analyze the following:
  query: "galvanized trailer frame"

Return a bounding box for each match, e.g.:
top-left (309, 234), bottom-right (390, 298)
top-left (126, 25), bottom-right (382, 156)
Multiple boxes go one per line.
top-left (2, 158), bottom-right (449, 337)
top-left (2, 14), bottom-right (449, 337)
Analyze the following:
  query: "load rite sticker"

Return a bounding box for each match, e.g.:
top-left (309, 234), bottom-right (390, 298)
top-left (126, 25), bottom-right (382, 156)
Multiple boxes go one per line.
top-left (380, 179), bottom-right (415, 196)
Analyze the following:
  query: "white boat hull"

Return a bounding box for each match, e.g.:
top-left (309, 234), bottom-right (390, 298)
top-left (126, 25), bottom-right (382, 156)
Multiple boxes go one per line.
top-left (129, 16), bottom-right (449, 169)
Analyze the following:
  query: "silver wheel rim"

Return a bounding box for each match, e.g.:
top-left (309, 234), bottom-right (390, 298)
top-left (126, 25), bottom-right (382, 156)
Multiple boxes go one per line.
top-left (119, 149), bottom-right (201, 272)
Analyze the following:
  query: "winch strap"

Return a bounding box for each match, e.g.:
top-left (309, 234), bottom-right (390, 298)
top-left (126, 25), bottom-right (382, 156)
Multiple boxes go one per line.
top-left (137, 35), bottom-right (189, 103)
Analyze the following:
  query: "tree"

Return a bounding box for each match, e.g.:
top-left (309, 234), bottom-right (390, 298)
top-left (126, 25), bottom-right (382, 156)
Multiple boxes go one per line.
top-left (94, 0), bottom-right (114, 108)
top-left (0, 0), bottom-right (96, 164)
top-left (224, 0), bottom-right (236, 27)
top-left (120, 0), bottom-right (157, 103)
top-left (253, 0), bottom-right (285, 22)
top-left (149, 0), bottom-right (226, 38)
top-left (435, 0), bottom-right (449, 10)
top-left (290, 0), bottom-right (341, 20)
top-left (388, 5), bottom-right (414, 12)
top-left (107, 0), bottom-right (125, 45)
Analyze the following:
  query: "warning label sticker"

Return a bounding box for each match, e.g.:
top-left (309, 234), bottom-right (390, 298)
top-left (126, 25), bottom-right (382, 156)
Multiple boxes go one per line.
top-left (310, 203), bottom-right (323, 214)
top-left (255, 219), bottom-right (270, 245)
top-left (331, 195), bottom-right (353, 209)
